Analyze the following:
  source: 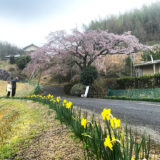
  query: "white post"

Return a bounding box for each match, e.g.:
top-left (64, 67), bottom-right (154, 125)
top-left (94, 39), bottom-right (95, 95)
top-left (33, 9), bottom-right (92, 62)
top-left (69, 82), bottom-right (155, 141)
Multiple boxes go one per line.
top-left (153, 64), bottom-right (156, 74)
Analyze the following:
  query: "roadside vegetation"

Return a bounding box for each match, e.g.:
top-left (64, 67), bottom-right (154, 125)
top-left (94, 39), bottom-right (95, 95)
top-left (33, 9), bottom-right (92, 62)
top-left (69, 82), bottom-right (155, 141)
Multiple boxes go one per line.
top-left (21, 94), bottom-right (159, 160)
top-left (0, 81), bottom-right (84, 159)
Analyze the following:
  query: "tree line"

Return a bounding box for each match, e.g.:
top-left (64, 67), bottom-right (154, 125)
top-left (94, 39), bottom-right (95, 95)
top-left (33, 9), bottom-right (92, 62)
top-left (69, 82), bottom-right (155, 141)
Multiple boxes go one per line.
top-left (84, 1), bottom-right (160, 43)
top-left (0, 41), bottom-right (24, 60)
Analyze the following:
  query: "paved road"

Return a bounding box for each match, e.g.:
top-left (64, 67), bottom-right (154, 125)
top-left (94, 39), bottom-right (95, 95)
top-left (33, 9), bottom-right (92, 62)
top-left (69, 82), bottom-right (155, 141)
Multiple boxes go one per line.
top-left (41, 86), bottom-right (160, 143)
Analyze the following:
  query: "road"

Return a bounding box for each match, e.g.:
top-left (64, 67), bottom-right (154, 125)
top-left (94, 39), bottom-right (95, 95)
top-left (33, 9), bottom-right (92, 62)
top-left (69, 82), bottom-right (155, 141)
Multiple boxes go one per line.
top-left (41, 86), bottom-right (160, 143)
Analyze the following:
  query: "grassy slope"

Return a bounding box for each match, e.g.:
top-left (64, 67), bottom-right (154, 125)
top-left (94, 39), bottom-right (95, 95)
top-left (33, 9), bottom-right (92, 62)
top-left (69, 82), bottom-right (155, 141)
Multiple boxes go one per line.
top-left (0, 99), bottom-right (48, 159)
top-left (0, 81), bottom-right (36, 158)
top-left (0, 80), bottom-right (35, 97)
top-left (0, 81), bottom-right (84, 159)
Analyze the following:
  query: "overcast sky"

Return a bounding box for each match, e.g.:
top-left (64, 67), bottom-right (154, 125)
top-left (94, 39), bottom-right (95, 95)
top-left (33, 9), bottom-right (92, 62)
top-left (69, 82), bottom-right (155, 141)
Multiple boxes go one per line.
top-left (0, 0), bottom-right (158, 48)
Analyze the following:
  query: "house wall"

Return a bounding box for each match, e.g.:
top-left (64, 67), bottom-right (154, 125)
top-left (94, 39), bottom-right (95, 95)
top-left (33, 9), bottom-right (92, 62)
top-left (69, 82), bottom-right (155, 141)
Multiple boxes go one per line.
top-left (142, 65), bottom-right (153, 75)
top-left (139, 64), bottom-right (160, 76)
top-left (24, 46), bottom-right (38, 52)
top-left (156, 64), bottom-right (160, 73)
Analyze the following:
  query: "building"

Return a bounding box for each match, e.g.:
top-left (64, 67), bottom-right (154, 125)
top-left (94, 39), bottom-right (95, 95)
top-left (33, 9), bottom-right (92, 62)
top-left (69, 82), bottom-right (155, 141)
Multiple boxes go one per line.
top-left (135, 59), bottom-right (160, 76)
top-left (23, 44), bottom-right (39, 54)
top-left (4, 54), bottom-right (20, 60)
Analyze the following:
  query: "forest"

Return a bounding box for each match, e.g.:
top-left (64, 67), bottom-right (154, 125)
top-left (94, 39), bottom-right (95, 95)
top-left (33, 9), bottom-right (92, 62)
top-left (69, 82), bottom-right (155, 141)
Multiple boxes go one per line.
top-left (0, 41), bottom-right (24, 60)
top-left (84, 1), bottom-right (160, 43)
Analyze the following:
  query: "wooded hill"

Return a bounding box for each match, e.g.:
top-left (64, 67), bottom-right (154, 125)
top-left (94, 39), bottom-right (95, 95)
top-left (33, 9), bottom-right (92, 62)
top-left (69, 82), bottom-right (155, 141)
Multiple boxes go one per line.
top-left (84, 1), bottom-right (160, 43)
top-left (0, 41), bottom-right (24, 60)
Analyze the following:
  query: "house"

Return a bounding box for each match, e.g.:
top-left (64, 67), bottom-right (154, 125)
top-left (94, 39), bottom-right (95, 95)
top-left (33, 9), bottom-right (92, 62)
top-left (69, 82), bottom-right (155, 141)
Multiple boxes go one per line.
top-left (4, 54), bottom-right (20, 60)
top-left (134, 59), bottom-right (160, 76)
top-left (23, 44), bottom-right (39, 54)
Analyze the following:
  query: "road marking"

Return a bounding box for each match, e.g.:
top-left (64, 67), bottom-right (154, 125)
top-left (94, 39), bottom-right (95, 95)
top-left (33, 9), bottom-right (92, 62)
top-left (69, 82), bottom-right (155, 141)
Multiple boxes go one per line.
top-left (138, 102), bottom-right (160, 107)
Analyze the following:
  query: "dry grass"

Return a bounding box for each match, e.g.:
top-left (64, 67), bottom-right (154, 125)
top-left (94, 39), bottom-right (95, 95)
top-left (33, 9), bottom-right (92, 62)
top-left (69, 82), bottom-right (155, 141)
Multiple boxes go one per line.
top-left (0, 80), bottom-right (35, 97)
top-left (0, 99), bottom-right (85, 159)
top-left (0, 60), bottom-right (20, 76)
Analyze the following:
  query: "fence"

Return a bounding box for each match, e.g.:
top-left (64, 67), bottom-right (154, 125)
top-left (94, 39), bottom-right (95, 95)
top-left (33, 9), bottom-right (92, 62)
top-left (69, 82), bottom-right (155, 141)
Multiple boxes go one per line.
top-left (108, 88), bottom-right (160, 99)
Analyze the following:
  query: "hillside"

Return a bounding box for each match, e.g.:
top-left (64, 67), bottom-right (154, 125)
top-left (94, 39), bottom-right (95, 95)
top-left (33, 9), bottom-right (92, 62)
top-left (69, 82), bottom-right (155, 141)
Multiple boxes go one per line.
top-left (84, 1), bottom-right (160, 43)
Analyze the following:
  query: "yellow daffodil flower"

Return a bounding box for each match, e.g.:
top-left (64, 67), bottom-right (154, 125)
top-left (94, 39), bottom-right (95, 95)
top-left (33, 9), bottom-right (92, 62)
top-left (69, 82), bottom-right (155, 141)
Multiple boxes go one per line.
top-left (101, 108), bottom-right (111, 120)
top-left (56, 96), bottom-right (60, 103)
top-left (66, 101), bottom-right (72, 109)
top-left (111, 136), bottom-right (116, 144)
top-left (110, 117), bottom-right (121, 128)
top-left (104, 135), bottom-right (113, 151)
top-left (63, 99), bottom-right (67, 106)
top-left (81, 118), bottom-right (87, 129)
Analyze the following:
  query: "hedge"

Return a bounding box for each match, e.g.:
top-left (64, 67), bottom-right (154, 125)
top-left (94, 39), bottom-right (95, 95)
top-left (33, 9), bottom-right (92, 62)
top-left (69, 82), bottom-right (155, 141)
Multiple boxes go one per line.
top-left (117, 73), bottom-right (160, 89)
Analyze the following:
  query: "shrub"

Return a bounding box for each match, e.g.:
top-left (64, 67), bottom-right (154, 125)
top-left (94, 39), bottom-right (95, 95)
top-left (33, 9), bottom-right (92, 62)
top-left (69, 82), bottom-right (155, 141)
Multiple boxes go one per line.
top-left (70, 83), bottom-right (85, 96)
top-left (8, 67), bottom-right (15, 72)
top-left (90, 77), bottom-right (107, 97)
top-left (117, 73), bottom-right (160, 89)
top-left (64, 83), bottom-right (73, 95)
top-left (16, 56), bottom-right (31, 70)
top-left (88, 78), bottom-right (118, 98)
top-left (33, 85), bottom-right (41, 94)
top-left (9, 56), bottom-right (15, 64)
top-left (80, 66), bottom-right (98, 85)
top-left (141, 48), bottom-right (160, 61)
top-left (64, 75), bottom-right (80, 95)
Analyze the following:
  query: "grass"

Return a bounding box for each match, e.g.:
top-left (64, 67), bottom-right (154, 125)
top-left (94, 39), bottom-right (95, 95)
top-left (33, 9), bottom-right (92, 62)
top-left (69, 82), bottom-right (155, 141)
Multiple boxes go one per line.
top-left (0, 80), bottom-right (159, 159)
top-left (0, 81), bottom-right (85, 159)
top-left (25, 94), bottom-right (160, 160)
top-left (0, 80), bottom-right (35, 97)
top-left (105, 96), bottom-right (160, 102)
top-left (0, 81), bottom-right (36, 159)
top-left (0, 60), bottom-right (19, 75)
top-left (0, 99), bottom-right (48, 159)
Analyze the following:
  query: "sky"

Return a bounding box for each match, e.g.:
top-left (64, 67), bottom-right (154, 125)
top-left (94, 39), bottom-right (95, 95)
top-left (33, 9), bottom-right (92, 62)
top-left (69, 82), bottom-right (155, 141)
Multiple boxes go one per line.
top-left (0, 0), bottom-right (158, 48)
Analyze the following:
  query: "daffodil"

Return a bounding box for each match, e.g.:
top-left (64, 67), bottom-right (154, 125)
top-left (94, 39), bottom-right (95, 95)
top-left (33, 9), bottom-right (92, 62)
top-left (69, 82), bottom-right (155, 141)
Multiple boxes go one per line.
top-left (104, 135), bottom-right (113, 151)
top-left (101, 108), bottom-right (111, 120)
top-left (81, 118), bottom-right (87, 129)
top-left (63, 99), bottom-right (67, 106)
top-left (111, 136), bottom-right (116, 144)
top-left (66, 101), bottom-right (72, 109)
top-left (47, 94), bottom-right (51, 99)
top-left (56, 96), bottom-right (60, 103)
top-left (110, 117), bottom-right (121, 128)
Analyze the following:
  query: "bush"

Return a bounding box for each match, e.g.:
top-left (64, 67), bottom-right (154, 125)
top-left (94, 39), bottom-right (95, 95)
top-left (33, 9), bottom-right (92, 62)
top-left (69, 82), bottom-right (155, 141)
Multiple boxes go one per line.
top-left (33, 85), bottom-right (41, 94)
top-left (80, 66), bottom-right (98, 85)
top-left (64, 75), bottom-right (80, 95)
top-left (90, 78), bottom-right (107, 97)
top-left (64, 83), bottom-right (73, 95)
top-left (9, 56), bottom-right (15, 64)
top-left (8, 67), bottom-right (15, 72)
top-left (70, 83), bottom-right (85, 96)
top-left (88, 78), bottom-right (118, 98)
top-left (106, 78), bottom-right (118, 89)
top-left (16, 56), bottom-right (31, 70)
top-left (117, 73), bottom-right (160, 89)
